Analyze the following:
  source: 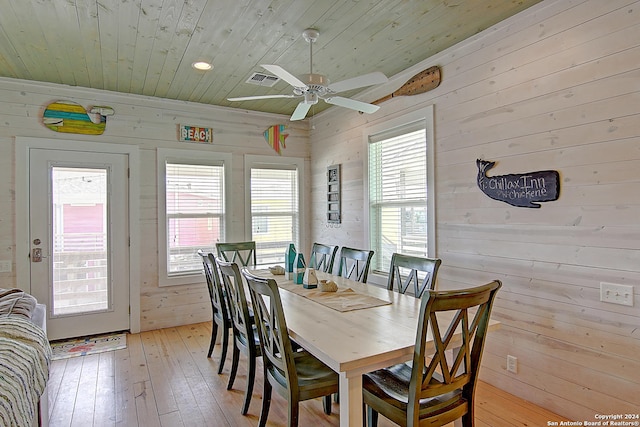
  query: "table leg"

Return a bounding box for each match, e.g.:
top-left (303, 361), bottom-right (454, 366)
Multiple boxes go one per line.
top-left (339, 371), bottom-right (363, 427)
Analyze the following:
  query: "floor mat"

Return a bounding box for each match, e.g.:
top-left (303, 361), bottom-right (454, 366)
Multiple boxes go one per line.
top-left (50, 332), bottom-right (127, 360)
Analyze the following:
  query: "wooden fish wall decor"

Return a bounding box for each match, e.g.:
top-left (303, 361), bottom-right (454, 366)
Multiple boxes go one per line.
top-left (43, 100), bottom-right (114, 135)
top-left (263, 124), bottom-right (288, 154)
top-left (476, 159), bottom-right (560, 208)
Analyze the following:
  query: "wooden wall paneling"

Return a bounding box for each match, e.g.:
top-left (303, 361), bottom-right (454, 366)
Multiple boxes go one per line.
top-left (0, 77), bottom-right (310, 332)
top-left (485, 332), bottom-right (640, 402)
top-left (432, 0), bottom-right (634, 103)
top-left (437, 117), bottom-right (640, 167)
top-left (482, 352), bottom-right (627, 418)
top-left (309, 0), bottom-right (640, 420)
top-left (438, 10), bottom-right (640, 125)
top-left (440, 251), bottom-right (640, 294)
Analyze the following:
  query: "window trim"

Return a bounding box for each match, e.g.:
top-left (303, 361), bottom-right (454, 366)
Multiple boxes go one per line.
top-left (157, 148), bottom-right (232, 287)
top-left (363, 105), bottom-right (436, 286)
top-left (244, 154), bottom-right (306, 264)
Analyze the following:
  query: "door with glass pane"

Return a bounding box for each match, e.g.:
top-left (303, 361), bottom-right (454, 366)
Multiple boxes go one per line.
top-left (29, 148), bottom-right (130, 340)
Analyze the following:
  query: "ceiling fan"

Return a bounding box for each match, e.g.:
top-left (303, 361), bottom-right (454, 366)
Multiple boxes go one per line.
top-left (227, 28), bottom-right (388, 121)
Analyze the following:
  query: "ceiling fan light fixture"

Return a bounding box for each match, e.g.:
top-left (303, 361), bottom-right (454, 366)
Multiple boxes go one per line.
top-left (302, 28), bottom-right (319, 44)
top-left (303, 92), bottom-right (319, 105)
top-left (192, 61), bottom-right (213, 71)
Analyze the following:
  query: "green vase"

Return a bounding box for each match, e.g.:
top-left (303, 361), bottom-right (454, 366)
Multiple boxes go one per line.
top-left (293, 253), bottom-right (306, 284)
top-left (285, 243), bottom-right (296, 273)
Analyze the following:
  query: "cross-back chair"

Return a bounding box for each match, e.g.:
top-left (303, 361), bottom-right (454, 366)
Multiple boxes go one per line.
top-left (216, 241), bottom-right (257, 267)
top-left (387, 253), bottom-right (442, 298)
top-left (336, 246), bottom-right (374, 283)
top-left (241, 268), bottom-right (339, 427)
top-left (215, 257), bottom-right (261, 415)
top-left (308, 242), bottom-right (338, 274)
top-left (197, 250), bottom-right (231, 373)
top-left (363, 280), bottom-right (502, 427)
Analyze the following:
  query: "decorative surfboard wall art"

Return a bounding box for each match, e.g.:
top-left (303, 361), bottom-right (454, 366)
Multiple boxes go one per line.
top-left (476, 159), bottom-right (560, 208)
top-left (263, 124), bottom-right (288, 154)
top-left (43, 100), bottom-right (114, 135)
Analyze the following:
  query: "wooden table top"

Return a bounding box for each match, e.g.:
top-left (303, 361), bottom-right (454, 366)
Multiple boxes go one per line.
top-left (248, 269), bottom-right (425, 375)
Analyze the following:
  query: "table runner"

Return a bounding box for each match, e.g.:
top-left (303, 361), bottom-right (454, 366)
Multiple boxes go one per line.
top-left (251, 269), bottom-right (391, 312)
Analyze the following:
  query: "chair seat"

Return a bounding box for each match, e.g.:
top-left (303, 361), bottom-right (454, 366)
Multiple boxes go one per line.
top-left (269, 350), bottom-right (338, 399)
top-left (235, 323), bottom-right (261, 349)
top-left (363, 363), bottom-right (466, 418)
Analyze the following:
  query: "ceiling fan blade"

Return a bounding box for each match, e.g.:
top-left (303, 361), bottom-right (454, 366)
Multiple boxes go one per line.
top-left (261, 64), bottom-right (307, 88)
top-left (290, 102), bottom-right (312, 121)
top-left (324, 96), bottom-right (380, 114)
top-left (327, 72), bottom-right (388, 93)
top-left (228, 94), bottom-right (297, 101)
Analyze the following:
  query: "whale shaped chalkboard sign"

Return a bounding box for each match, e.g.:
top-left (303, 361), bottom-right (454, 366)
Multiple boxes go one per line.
top-left (476, 159), bottom-right (560, 208)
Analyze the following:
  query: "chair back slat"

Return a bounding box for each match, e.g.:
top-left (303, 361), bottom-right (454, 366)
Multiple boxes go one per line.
top-left (216, 257), bottom-right (253, 347)
top-left (241, 269), bottom-right (298, 391)
top-left (337, 246), bottom-right (374, 283)
top-left (409, 281), bottom-right (501, 406)
top-left (217, 241), bottom-right (257, 267)
top-left (197, 250), bottom-right (228, 322)
top-left (387, 253), bottom-right (441, 297)
top-left (309, 243), bottom-right (338, 274)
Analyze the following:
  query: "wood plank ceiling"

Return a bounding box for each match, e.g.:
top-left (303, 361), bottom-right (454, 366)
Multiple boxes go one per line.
top-left (0, 0), bottom-right (542, 118)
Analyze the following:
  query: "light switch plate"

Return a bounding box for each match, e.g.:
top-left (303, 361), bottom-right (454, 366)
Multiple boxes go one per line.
top-left (0, 260), bottom-right (11, 273)
top-left (600, 282), bottom-right (634, 306)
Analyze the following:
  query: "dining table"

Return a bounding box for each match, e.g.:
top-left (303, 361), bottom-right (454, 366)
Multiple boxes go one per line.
top-left (247, 268), bottom-right (500, 427)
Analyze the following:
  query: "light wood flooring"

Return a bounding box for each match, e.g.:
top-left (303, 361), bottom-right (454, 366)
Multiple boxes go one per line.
top-left (47, 322), bottom-right (566, 426)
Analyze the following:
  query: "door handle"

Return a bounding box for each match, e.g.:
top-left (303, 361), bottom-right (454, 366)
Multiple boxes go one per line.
top-left (31, 248), bottom-right (43, 262)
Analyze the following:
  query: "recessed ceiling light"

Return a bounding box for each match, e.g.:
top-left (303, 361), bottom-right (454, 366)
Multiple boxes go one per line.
top-left (192, 61), bottom-right (213, 71)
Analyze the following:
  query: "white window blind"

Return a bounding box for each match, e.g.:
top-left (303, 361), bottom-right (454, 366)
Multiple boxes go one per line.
top-left (250, 166), bottom-right (299, 266)
top-left (165, 162), bottom-right (225, 275)
top-left (369, 122), bottom-right (428, 274)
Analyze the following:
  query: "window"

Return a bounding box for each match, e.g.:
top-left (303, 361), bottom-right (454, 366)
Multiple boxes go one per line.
top-left (366, 107), bottom-right (435, 276)
top-left (245, 155), bottom-right (304, 267)
top-left (158, 149), bottom-right (231, 286)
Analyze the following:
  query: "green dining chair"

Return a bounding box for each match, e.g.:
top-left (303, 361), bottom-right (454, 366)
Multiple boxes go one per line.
top-left (337, 246), bottom-right (374, 283)
top-left (387, 253), bottom-right (442, 298)
top-left (197, 250), bottom-right (231, 372)
top-left (309, 242), bottom-right (338, 274)
top-left (363, 280), bottom-right (502, 427)
top-left (216, 241), bottom-right (257, 267)
top-left (241, 268), bottom-right (339, 427)
top-left (215, 257), bottom-right (261, 415)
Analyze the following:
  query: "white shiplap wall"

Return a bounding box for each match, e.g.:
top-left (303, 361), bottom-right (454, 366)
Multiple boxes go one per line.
top-left (310, 0), bottom-right (639, 420)
top-left (0, 79), bottom-right (310, 330)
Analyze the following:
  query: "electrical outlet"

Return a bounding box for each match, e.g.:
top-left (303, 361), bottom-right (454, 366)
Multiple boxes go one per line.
top-left (506, 355), bottom-right (518, 374)
top-left (600, 282), bottom-right (634, 307)
top-left (0, 260), bottom-right (11, 273)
